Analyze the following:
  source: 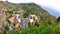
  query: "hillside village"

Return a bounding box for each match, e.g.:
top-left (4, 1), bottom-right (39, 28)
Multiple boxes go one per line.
top-left (0, 1), bottom-right (41, 31)
top-left (0, 1), bottom-right (60, 34)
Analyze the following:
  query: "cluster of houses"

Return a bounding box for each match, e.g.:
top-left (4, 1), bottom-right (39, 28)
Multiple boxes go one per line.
top-left (9, 13), bottom-right (38, 30)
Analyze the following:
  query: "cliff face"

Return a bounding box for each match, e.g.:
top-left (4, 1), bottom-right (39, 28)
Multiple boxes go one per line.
top-left (0, 1), bottom-right (6, 27)
top-left (0, 1), bottom-right (57, 25)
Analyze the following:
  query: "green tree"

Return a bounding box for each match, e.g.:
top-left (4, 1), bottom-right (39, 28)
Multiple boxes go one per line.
top-left (57, 17), bottom-right (60, 25)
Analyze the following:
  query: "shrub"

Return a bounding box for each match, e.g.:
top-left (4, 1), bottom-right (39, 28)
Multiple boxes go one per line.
top-left (8, 22), bottom-right (60, 34)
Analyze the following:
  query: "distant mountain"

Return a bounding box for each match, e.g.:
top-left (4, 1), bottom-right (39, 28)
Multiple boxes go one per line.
top-left (0, 1), bottom-right (57, 24)
top-left (41, 6), bottom-right (60, 18)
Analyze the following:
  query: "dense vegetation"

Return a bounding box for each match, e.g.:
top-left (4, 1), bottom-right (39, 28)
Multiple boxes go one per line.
top-left (8, 23), bottom-right (60, 34)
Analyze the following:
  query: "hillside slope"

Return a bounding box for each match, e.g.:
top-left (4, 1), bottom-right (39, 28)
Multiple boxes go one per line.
top-left (1, 1), bottom-right (57, 24)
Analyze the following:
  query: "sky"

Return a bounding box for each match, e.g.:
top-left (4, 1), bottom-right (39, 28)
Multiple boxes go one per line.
top-left (2, 0), bottom-right (60, 17)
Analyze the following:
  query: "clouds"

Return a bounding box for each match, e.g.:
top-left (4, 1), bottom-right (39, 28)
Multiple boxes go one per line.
top-left (41, 6), bottom-right (60, 18)
top-left (36, 0), bottom-right (60, 13)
